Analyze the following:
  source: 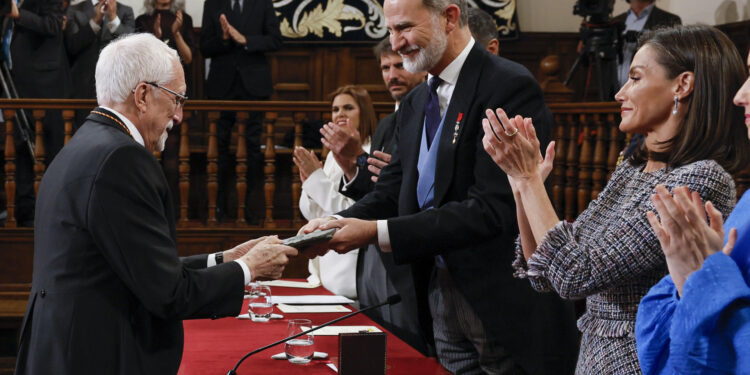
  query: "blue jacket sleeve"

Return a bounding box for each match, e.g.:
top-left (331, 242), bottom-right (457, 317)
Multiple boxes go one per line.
top-left (636, 275), bottom-right (679, 375)
top-left (670, 253), bottom-right (750, 374)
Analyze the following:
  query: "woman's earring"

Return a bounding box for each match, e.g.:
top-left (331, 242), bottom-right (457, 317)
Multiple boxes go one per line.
top-left (672, 96), bottom-right (679, 115)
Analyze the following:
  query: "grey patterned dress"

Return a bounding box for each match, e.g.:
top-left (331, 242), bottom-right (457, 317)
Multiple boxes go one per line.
top-left (513, 159), bottom-right (736, 374)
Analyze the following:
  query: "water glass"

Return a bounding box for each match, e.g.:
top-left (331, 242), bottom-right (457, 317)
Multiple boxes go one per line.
top-left (284, 319), bottom-right (314, 364)
top-left (247, 285), bottom-right (273, 322)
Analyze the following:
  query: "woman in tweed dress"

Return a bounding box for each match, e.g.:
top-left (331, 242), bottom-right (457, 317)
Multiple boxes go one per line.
top-left (481, 25), bottom-right (750, 374)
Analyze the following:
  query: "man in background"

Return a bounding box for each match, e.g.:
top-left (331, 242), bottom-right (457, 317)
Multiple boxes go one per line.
top-left (200, 0), bottom-right (282, 223)
top-left (65, 0), bottom-right (134, 126)
top-left (5, 0), bottom-right (71, 226)
top-left (614, 0), bottom-right (680, 87)
top-left (468, 7), bottom-right (499, 56)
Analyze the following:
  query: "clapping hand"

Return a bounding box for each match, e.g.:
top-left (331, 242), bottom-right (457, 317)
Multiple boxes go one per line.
top-left (646, 185), bottom-right (736, 295)
top-left (292, 147), bottom-right (322, 183)
top-left (219, 14), bottom-right (246, 45)
top-left (92, 0), bottom-right (106, 24)
top-left (171, 10), bottom-right (183, 35)
top-left (105, 0), bottom-right (117, 22)
top-left (482, 108), bottom-right (555, 189)
top-left (320, 119), bottom-right (363, 179)
top-left (153, 13), bottom-right (162, 38)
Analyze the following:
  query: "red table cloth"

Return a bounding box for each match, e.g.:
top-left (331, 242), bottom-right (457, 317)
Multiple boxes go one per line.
top-left (178, 281), bottom-right (449, 375)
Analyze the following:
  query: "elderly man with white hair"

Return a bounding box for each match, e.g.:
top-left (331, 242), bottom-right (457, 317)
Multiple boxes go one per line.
top-left (14, 33), bottom-right (298, 375)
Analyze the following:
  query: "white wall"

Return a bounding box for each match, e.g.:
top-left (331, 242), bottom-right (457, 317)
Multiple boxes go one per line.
top-left (89, 0), bottom-right (750, 31)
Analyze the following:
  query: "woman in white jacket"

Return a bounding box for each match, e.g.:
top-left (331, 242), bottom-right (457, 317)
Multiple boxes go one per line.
top-left (293, 85), bottom-right (378, 299)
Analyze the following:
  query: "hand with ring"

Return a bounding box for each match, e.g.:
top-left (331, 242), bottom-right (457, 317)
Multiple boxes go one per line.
top-left (481, 108), bottom-right (555, 184)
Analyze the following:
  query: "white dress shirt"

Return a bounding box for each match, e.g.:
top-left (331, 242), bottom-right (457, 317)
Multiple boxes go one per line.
top-left (375, 38), bottom-right (476, 252)
top-left (102, 106), bottom-right (252, 285)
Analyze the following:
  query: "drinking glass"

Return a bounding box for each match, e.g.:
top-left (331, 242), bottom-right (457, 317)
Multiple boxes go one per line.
top-left (284, 319), bottom-right (314, 364)
top-left (247, 285), bottom-right (273, 322)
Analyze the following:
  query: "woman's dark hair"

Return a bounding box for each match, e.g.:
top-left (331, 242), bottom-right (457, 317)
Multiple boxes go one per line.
top-left (328, 85), bottom-right (378, 144)
top-left (629, 25), bottom-right (750, 174)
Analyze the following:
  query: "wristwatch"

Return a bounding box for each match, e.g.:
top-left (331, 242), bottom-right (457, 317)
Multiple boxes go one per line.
top-left (215, 251), bottom-right (224, 264)
top-left (356, 152), bottom-right (369, 169)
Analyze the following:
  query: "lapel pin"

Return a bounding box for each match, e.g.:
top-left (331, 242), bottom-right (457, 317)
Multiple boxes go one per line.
top-left (452, 112), bottom-right (463, 144)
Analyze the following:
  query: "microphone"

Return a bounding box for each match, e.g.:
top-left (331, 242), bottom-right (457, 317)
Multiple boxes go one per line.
top-left (227, 294), bottom-right (402, 375)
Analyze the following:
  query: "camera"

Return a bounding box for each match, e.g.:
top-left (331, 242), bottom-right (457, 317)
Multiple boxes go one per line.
top-left (573, 0), bottom-right (615, 24)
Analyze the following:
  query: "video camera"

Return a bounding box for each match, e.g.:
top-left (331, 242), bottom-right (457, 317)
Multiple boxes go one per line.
top-left (573, 0), bottom-right (615, 25)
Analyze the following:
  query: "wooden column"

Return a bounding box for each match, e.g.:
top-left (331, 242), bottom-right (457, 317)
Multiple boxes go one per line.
top-left (263, 112), bottom-right (278, 228)
top-left (607, 114), bottom-right (622, 180)
top-left (206, 112), bottom-right (219, 227)
top-left (564, 114), bottom-right (579, 221)
top-left (551, 114), bottom-right (566, 219)
top-left (4, 110), bottom-right (17, 228)
top-left (577, 114), bottom-right (593, 215)
top-left (178, 112), bottom-right (191, 227)
top-left (591, 114), bottom-right (607, 201)
top-left (291, 112), bottom-right (305, 227)
top-left (63, 110), bottom-right (74, 145)
top-left (235, 112), bottom-right (249, 227)
top-left (32, 110), bottom-right (46, 195)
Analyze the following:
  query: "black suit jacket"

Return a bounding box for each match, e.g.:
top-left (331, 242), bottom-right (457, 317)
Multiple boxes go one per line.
top-left (10, 0), bottom-right (71, 98)
top-left (64, 1), bottom-right (135, 99)
top-left (200, 0), bottom-right (281, 99)
top-left (340, 111), bottom-right (397, 201)
top-left (339, 44), bottom-right (579, 374)
top-left (15, 109), bottom-right (245, 374)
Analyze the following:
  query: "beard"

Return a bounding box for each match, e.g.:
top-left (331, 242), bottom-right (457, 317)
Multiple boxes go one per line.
top-left (156, 120), bottom-right (173, 152)
top-left (400, 16), bottom-right (447, 73)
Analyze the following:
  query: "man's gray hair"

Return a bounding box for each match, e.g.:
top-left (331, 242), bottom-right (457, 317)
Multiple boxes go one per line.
top-left (95, 33), bottom-right (179, 106)
top-left (423, 0), bottom-right (468, 27)
top-left (467, 8), bottom-right (497, 48)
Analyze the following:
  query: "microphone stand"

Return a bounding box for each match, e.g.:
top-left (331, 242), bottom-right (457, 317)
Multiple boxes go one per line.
top-left (227, 295), bottom-right (401, 375)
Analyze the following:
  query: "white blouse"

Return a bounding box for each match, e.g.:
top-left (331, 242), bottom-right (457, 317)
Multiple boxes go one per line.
top-left (301, 142), bottom-right (371, 299)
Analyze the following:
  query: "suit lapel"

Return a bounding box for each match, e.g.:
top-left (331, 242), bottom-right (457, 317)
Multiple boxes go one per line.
top-left (433, 45), bottom-right (485, 205)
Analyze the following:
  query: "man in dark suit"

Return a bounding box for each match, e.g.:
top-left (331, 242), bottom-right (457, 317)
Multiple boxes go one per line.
top-left (14, 33), bottom-right (298, 375)
top-left (65, 0), bottom-right (134, 126)
top-left (200, 0), bottom-right (282, 222)
top-left (303, 0), bottom-right (579, 373)
top-left (65, 0), bottom-right (134, 99)
top-left (5, 0), bottom-right (71, 226)
top-left (321, 38), bottom-right (430, 354)
top-left (613, 0), bottom-right (680, 88)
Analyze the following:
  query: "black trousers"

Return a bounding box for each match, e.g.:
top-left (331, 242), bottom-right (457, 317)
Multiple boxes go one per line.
top-left (13, 110), bottom-right (64, 225)
top-left (211, 78), bottom-right (266, 219)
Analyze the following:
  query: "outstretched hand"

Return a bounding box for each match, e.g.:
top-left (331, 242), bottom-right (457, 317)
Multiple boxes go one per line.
top-left (646, 185), bottom-right (735, 295)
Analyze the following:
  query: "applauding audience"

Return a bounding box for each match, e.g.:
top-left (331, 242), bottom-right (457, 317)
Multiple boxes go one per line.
top-left (482, 25), bottom-right (748, 373)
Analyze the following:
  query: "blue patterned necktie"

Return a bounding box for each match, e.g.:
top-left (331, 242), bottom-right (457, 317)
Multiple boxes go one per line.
top-left (424, 76), bottom-right (443, 148)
